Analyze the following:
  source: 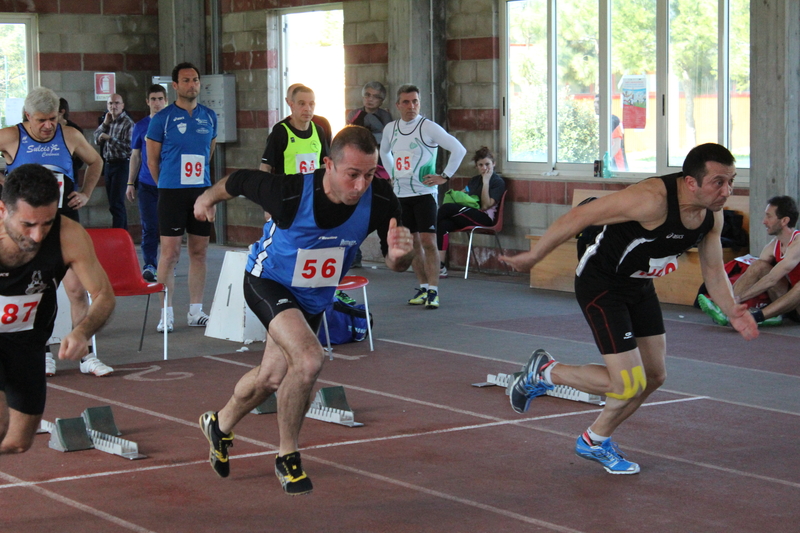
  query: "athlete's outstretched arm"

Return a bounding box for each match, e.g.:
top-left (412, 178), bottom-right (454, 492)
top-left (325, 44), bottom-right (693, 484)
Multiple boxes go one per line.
top-left (500, 180), bottom-right (663, 273)
top-left (58, 218), bottom-right (116, 360)
top-left (698, 211), bottom-right (758, 341)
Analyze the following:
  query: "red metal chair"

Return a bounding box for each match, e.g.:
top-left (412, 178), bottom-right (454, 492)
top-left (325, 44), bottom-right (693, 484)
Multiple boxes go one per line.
top-left (86, 229), bottom-right (169, 359)
top-left (320, 275), bottom-right (373, 357)
top-left (450, 190), bottom-right (509, 279)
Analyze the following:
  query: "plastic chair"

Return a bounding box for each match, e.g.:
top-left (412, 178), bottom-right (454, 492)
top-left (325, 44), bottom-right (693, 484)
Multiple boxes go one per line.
top-left (86, 229), bottom-right (169, 359)
top-left (451, 190), bottom-right (509, 279)
top-left (320, 275), bottom-right (373, 358)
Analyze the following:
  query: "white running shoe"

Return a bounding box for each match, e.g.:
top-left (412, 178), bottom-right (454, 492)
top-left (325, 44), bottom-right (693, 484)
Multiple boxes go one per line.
top-left (80, 355), bottom-right (114, 377)
top-left (187, 311), bottom-right (209, 327)
top-left (45, 352), bottom-right (56, 377)
top-left (157, 310), bottom-right (174, 333)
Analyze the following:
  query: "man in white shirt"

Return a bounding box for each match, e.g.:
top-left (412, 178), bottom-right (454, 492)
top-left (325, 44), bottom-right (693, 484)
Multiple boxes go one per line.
top-left (380, 84), bottom-right (466, 308)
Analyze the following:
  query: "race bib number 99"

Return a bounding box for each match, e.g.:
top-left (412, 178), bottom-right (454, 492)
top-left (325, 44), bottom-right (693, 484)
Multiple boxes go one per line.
top-left (291, 248), bottom-right (345, 288)
top-left (181, 154), bottom-right (205, 185)
top-left (0, 293), bottom-right (43, 333)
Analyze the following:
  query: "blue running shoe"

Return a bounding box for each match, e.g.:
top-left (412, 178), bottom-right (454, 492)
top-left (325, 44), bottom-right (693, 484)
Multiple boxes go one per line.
top-left (574, 435), bottom-right (640, 474)
top-left (509, 349), bottom-right (555, 414)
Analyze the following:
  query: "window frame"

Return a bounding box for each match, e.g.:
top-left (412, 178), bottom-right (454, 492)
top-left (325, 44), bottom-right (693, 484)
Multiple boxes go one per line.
top-left (499, 0), bottom-right (749, 184)
top-left (0, 13), bottom-right (39, 126)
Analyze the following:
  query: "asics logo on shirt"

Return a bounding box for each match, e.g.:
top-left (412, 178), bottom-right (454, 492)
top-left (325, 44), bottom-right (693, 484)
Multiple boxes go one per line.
top-left (666, 233), bottom-right (684, 239)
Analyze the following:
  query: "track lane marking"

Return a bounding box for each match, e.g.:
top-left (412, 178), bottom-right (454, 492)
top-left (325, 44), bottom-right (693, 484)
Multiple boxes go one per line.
top-left (0, 471), bottom-right (158, 533)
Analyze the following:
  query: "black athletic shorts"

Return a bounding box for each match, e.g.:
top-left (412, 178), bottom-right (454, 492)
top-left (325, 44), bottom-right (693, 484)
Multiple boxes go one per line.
top-left (0, 337), bottom-right (47, 415)
top-left (158, 187), bottom-right (212, 237)
top-left (399, 194), bottom-right (437, 234)
top-left (243, 273), bottom-right (323, 335)
top-left (574, 272), bottom-right (665, 355)
top-left (59, 178), bottom-right (80, 222)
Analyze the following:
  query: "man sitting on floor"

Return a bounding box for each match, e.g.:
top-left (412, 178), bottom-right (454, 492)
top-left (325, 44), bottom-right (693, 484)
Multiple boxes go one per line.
top-left (699, 195), bottom-right (800, 326)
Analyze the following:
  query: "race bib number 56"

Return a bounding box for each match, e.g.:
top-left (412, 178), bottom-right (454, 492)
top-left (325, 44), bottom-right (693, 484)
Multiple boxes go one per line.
top-left (291, 248), bottom-right (345, 288)
top-left (0, 293), bottom-right (42, 333)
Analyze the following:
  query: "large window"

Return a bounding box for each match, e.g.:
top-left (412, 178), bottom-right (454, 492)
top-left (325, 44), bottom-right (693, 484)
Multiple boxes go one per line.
top-left (0, 14), bottom-right (37, 128)
top-left (502, 0), bottom-right (750, 177)
top-left (281, 6), bottom-right (344, 135)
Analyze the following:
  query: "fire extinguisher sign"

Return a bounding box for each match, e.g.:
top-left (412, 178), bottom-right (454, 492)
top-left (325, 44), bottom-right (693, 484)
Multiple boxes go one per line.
top-left (94, 73), bottom-right (116, 101)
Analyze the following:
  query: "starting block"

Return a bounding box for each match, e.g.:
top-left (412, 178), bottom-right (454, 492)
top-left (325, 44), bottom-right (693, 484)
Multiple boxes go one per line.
top-left (250, 386), bottom-right (363, 427)
top-left (39, 406), bottom-right (147, 460)
top-left (250, 394), bottom-right (278, 414)
top-left (475, 371), bottom-right (605, 406)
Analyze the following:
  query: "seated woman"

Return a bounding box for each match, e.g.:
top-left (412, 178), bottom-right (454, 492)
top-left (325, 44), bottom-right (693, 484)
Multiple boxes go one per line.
top-left (437, 146), bottom-right (506, 277)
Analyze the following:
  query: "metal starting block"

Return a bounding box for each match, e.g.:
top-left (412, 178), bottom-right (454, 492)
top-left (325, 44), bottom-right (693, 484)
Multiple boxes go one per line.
top-left (39, 406), bottom-right (147, 460)
top-left (475, 372), bottom-right (605, 406)
top-left (250, 386), bottom-right (363, 427)
top-left (251, 394), bottom-right (278, 414)
top-left (306, 386), bottom-right (363, 427)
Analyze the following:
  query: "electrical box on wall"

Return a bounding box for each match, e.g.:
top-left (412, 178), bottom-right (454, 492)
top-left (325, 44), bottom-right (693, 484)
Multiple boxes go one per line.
top-left (151, 74), bottom-right (237, 143)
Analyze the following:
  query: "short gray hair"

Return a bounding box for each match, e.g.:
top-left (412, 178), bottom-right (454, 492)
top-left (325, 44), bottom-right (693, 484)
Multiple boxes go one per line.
top-left (396, 84), bottom-right (420, 103)
top-left (362, 81), bottom-right (386, 100)
top-left (24, 87), bottom-right (60, 116)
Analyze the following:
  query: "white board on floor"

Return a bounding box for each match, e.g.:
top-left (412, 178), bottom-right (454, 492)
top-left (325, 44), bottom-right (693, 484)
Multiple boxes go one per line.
top-left (205, 250), bottom-right (266, 343)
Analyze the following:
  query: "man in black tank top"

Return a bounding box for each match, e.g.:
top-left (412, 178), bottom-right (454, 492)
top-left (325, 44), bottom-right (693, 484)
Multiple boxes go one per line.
top-left (500, 143), bottom-right (758, 475)
top-left (0, 164), bottom-right (115, 456)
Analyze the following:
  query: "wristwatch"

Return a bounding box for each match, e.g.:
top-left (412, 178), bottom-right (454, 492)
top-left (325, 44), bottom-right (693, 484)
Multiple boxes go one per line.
top-left (441, 172), bottom-right (450, 181)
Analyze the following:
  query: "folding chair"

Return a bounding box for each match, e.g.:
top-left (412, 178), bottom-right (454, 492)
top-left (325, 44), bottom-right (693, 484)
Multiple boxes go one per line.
top-left (86, 229), bottom-right (169, 359)
top-left (451, 190), bottom-right (509, 279)
top-left (321, 275), bottom-right (373, 358)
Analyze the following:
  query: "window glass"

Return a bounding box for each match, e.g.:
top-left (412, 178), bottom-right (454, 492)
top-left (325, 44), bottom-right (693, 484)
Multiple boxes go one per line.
top-left (667, 0), bottom-right (719, 167)
top-left (729, 0), bottom-right (750, 168)
top-left (507, 0), bottom-right (548, 162)
top-left (555, 0), bottom-right (598, 164)
top-left (610, 0), bottom-right (657, 173)
top-left (0, 22), bottom-right (30, 128)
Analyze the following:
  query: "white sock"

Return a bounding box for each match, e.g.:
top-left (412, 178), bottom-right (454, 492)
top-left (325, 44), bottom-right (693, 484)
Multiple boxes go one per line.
top-left (428, 285), bottom-right (438, 293)
top-left (542, 361), bottom-right (557, 385)
top-left (189, 303), bottom-right (202, 316)
top-left (586, 427), bottom-right (609, 445)
top-left (163, 306), bottom-right (174, 320)
top-left (420, 284), bottom-right (429, 291)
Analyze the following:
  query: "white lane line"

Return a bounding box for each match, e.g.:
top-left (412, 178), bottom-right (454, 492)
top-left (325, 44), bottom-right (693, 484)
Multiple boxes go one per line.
top-left (204, 355), bottom-right (507, 421)
top-left (377, 337), bottom-right (518, 363)
top-left (0, 471), bottom-right (158, 533)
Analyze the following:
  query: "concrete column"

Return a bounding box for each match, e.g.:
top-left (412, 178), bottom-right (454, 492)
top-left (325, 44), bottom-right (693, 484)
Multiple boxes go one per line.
top-left (157, 0), bottom-right (206, 75)
top-left (387, 0), bottom-right (447, 125)
top-left (750, 0), bottom-right (800, 251)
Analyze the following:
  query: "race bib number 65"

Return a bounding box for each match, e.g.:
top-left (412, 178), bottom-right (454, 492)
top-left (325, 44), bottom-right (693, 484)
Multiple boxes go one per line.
top-left (0, 293), bottom-right (43, 333)
top-left (291, 248), bottom-right (345, 288)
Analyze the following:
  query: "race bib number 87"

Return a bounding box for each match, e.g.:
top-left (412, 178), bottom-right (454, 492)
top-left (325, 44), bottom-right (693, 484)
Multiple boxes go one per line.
top-left (291, 248), bottom-right (345, 288)
top-left (0, 293), bottom-right (43, 333)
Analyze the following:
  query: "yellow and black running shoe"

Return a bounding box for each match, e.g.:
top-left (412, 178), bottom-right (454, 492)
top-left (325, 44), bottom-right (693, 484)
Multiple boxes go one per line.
top-left (199, 411), bottom-right (234, 478)
top-left (275, 452), bottom-right (313, 496)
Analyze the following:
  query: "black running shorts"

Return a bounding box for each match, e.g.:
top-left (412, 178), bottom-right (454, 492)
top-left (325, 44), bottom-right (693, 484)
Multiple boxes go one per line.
top-left (399, 194), bottom-right (437, 234)
top-left (0, 337), bottom-right (47, 415)
top-left (574, 272), bottom-right (665, 355)
top-left (158, 187), bottom-right (212, 237)
top-left (243, 274), bottom-right (323, 334)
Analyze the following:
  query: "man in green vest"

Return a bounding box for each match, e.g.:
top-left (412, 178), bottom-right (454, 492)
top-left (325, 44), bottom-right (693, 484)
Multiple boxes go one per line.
top-left (259, 85), bottom-right (329, 174)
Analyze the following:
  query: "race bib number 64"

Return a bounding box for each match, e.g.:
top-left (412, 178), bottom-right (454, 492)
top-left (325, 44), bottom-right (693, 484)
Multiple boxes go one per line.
top-left (291, 248), bottom-right (345, 288)
top-left (0, 293), bottom-right (42, 333)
